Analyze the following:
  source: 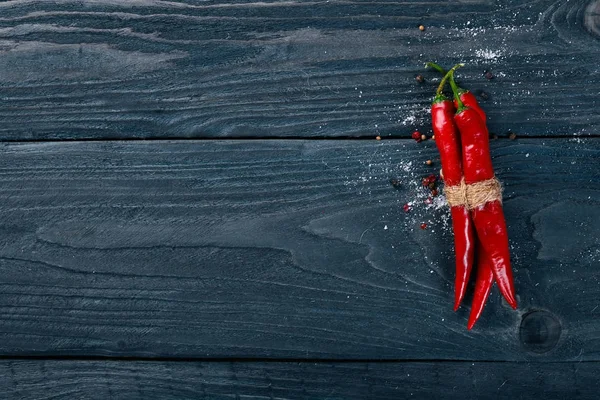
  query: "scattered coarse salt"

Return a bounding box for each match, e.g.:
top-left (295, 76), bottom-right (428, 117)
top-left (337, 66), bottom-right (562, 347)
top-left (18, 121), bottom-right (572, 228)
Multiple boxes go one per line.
top-left (475, 48), bottom-right (504, 61)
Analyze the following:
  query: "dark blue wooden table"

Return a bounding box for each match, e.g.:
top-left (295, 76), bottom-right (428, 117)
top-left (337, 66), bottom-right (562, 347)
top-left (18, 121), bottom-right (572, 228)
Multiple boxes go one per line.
top-left (0, 1), bottom-right (599, 398)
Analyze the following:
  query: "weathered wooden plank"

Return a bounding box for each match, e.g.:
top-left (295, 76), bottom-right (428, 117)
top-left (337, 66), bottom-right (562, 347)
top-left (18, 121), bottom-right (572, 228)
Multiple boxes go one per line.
top-left (0, 0), bottom-right (598, 139)
top-left (0, 359), bottom-right (598, 400)
top-left (0, 138), bottom-right (597, 360)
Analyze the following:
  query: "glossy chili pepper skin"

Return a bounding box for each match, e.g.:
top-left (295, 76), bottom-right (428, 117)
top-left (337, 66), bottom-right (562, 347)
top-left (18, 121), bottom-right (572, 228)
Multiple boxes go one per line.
top-left (449, 206), bottom-right (474, 310)
top-left (431, 98), bottom-right (474, 310)
top-left (471, 201), bottom-right (516, 309)
top-left (467, 239), bottom-right (494, 330)
top-left (432, 99), bottom-right (462, 185)
top-left (454, 91), bottom-right (486, 122)
top-left (455, 109), bottom-right (495, 183)
top-left (455, 108), bottom-right (517, 309)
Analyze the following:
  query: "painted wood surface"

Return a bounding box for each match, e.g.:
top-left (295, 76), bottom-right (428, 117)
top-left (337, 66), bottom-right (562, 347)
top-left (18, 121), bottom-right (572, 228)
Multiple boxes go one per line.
top-left (0, 138), bottom-right (597, 361)
top-left (1, 0), bottom-right (598, 396)
top-left (0, 360), bottom-right (598, 400)
top-left (0, 0), bottom-right (597, 139)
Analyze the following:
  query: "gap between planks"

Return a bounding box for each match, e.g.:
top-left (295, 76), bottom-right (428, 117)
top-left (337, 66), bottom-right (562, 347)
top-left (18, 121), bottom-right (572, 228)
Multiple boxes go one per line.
top-left (0, 355), bottom-right (595, 364)
top-left (0, 135), bottom-right (597, 143)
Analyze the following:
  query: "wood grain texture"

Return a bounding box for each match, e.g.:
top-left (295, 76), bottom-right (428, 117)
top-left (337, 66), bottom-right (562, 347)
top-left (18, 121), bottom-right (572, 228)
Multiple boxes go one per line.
top-left (0, 0), bottom-right (598, 139)
top-left (0, 360), bottom-right (599, 400)
top-left (0, 138), bottom-right (597, 360)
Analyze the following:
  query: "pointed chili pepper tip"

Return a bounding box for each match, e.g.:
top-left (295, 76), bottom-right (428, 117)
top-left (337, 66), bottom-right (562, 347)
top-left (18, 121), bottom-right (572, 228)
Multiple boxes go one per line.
top-left (454, 289), bottom-right (466, 312)
top-left (453, 289), bottom-right (466, 311)
top-left (501, 292), bottom-right (518, 310)
top-left (467, 319), bottom-right (476, 330)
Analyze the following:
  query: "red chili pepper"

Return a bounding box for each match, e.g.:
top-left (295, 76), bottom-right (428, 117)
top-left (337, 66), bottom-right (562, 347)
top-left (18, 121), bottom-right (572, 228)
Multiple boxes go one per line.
top-left (449, 71), bottom-right (517, 311)
top-left (447, 72), bottom-right (496, 329)
top-left (430, 63), bottom-right (475, 311)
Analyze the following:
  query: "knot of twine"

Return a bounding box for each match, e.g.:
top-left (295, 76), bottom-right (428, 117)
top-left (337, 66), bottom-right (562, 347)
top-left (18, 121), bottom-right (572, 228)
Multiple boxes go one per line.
top-left (444, 176), bottom-right (502, 210)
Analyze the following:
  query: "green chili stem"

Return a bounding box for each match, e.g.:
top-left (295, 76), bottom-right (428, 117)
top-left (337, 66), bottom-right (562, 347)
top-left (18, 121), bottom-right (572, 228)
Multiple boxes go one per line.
top-left (436, 63), bottom-right (464, 96)
top-left (449, 72), bottom-right (464, 110)
top-left (425, 62), bottom-right (446, 75)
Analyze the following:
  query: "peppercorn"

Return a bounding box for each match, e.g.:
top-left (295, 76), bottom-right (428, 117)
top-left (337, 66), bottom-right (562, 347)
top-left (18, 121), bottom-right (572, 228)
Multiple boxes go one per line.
top-left (420, 223), bottom-right (427, 230)
top-left (412, 131), bottom-right (422, 142)
top-left (425, 159), bottom-right (433, 166)
top-left (415, 74), bottom-right (425, 83)
top-left (509, 132), bottom-right (517, 140)
top-left (390, 179), bottom-right (401, 188)
top-left (484, 70), bottom-right (494, 80)
top-left (431, 188), bottom-right (438, 197)
top-left (419, 25), bottom-right (425, 31)
top-left (428, 182), bottom-right (436, 190)
top-left (431, 135), bottom-right (435, 140)
top-left (403, 204), bottom-right (411, 212)
top-left (421, 134), bottom-right (427, 141)
top-left (479, 91), bottom-right (489, 100)
top-left (422, 174), bottom-right (437, 187)
top-left (376, 135), bottom-right (381, 141)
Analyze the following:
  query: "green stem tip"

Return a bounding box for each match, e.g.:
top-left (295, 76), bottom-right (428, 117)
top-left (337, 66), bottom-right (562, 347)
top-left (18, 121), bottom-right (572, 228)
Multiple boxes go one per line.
top-left (425, 62), bottom-right (446, 75)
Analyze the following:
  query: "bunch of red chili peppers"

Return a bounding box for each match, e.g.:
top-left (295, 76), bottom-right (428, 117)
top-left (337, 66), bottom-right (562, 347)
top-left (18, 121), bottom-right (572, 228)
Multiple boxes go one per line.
top-left (427, 62), bottom-right (517, 329)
